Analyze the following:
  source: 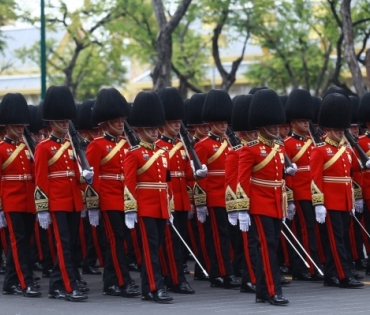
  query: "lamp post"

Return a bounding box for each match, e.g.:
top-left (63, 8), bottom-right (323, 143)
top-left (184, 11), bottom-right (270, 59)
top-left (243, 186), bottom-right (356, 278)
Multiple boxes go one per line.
top-left (40, 0), bottom-right (46, 100)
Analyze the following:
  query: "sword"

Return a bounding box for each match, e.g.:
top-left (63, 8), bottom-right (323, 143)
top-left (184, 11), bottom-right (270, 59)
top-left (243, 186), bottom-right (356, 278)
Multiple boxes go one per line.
top-left (170, 221), bottom-right (209, 277)
top-left (281, 230), bottom-right (310, 269)
top-left (283, 221), bottom-right (324, 275)
top-left (351, 212), bottom-right (370, 238)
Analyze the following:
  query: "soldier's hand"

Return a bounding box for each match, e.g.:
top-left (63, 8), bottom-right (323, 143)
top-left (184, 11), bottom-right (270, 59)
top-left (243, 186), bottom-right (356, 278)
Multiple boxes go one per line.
top-left (88, 209), bottom-right (100, 227)
top-left (366, 159), bottom-right (370, 169)
top-left (188, 204), bottom-right (195, 219)
top-left (228, 212), bottom-right (238, 226)
top-left (195, 164), bottom-right (208, 178)
top-left (169, 213), bottom-right (174, 224)
top-left (315, 205), bottom-right (326, 224)
top-left (286, 163), bottom-right (298, 176)
top-left (38, 211), bottom-right (51, 229)
top-left (0, 211), bottom-right (7, 228)
top-left (81, 206), bottom-right (87, 218)
top-left (238, 211), bottom-right (251, 232)
top-left (355, 199), bottom-right (364, 213)
top-left (82, 167), bottom-right (94, 184)
top-left (196, 206), bottom-right (208, 223)
top-left (287, 202), bottom-right (296, 220)
top-left (125, 212), bottom-right (137, 229)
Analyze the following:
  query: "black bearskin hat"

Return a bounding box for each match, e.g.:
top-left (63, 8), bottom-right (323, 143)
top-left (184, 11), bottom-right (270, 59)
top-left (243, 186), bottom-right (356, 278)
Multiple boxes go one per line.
top-left (358, 92), bottom-right (370, 123)
top-left (186, 93), bottom-right (207, 125)
top-left (92, 88), bottom-right (129, 126)
top-left (323, 86), bottom-right (349, 101)
top-left (231, 94), bottom-right (254, 131)
top-left (201, 89), bottom-right (232, 123)
top-left (0, 93), bottom-right (30, 125)
top-left (28, 105), bottom-right (44, 133)
top-left (312, 96), bottom-right (322, 124)
top-left (249, 89), bottom-right (285, 129)
top-left (157, 87), bottom-right (184, 121)
top-left (76, 99), bottom-right (95, 130)
top-left (249, 86), bottom-right (268, 95)
top-left (130, 91), bottom-right (165, 127)
top-left (319, 93), bottom-right (351, 129)
top-left (43, 85), bottom-right (77, 121)
top-left (349, 96), bottom-right (359, 125)
top-left (285, 89), bottom-right (314, 121)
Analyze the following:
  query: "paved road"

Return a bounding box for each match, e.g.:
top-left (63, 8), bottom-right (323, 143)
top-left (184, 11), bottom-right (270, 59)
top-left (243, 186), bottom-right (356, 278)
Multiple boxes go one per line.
top-left (1, 264), bottom-right (370, 315)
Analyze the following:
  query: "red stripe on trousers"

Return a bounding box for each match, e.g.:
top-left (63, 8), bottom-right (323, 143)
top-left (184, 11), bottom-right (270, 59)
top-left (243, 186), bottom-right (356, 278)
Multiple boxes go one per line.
top-left (47, 227), bottom-right (56, 263)
top-left (254, 216), bottom-right (276, 296)
top-left (209, 207), bottom-right (226, 276)
top-left (50, 212), bottom-right (72, 293)
top-left (130, 227), bottom-right (142, 266)
top-left (315, 223), bottom-right (326, 264)
top-left (164, 225), bottom-right (179, 285)
top-left (325, 213), bottom-right (346, 280)
top-left (242, 231), bottom-right (256, 284)
top-left (91, 226), bottom-right (104, 267)
top-left (159, 246), bottom-right (168, 276)
top-left (349, 217), bottom-right (358, 260)
top-left (5, 213), bottom-right (26, 289)
top-left (295, 202), bottom-right (314, 274)
top-left (34, 221), bottom-right (43, 261)
top-left (102, 212), bottom-right (124, 286)
top-left (187, 220), bottom-right (199, 257)
top-left (361, 216), bottom-right (370, 253)
top-left (139, 218), bottom-right (157, 292)
top-left (197, 220), bottom-right (211, 271)
top-left (280, 234), bottom-right (290, 267)
top-left (1, 228), bottom-right (8, 254)
top-left (79, 218), bottom-right (87, 260)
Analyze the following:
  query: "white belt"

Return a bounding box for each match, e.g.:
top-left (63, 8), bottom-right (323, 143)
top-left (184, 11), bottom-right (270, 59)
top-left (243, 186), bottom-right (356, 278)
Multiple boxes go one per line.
top-left (208, 170), bottom-right (225, 176)
top-left (48, 171), bottom-right (75, 178)
top-left (1, 174), bottom-right (32, 181)
top-left (99, 174), bottom-right (124, 181)
top-left (136, 182), bottom-right (167, 190)
top-left (170, 171), bottom-right (185, 178)
top-left (250, 177), bottom-right (283, 187)
top-left (296, 166), bottom-right (310, 172)
top-left (323, 176), bottom-right (351, 183)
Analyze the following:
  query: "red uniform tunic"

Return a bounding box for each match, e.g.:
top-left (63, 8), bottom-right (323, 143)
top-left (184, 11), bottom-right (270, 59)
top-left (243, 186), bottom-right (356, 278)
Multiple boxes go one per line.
top-left (156, 136), bottom-right (193, 211)
top-left (0, 137), bottom-right (35, 213)
top-left (34, 135), bottom-right (83, 212)
top-left (358, 133), bottom-right (370, 201)
top-left (86, 133), bottom-right (129, 211)
top-left (194, 133), bottom-right (229, 208)
top-left (310, 138), bottom-right (358, 211)
top-left (124, 140), bottom-right (171, 219)
top-left (284, 133), bottom-right (313, 201)
top-left (237, 136), bottom-right (286, 219)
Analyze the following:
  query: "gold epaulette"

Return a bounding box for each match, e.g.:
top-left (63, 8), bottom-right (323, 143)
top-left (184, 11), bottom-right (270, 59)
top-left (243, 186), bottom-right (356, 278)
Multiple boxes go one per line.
top-left (85, 185), bottom-right (99, 210)
top-left (247, 140), bottom-right (259, 147)
top-left (124, 187), bottom-right (137, 212)
top-left (311, 181), bottom-right (324, 206)
top-left (34, 187), bottom-right (48, 212)
top-left (193, 183), bottom-right (206, 206)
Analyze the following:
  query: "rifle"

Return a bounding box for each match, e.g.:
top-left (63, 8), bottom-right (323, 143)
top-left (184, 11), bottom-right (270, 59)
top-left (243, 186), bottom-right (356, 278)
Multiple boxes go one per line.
top-left (123, 120), bottom-right (140, 147)
top-left (23, 126), bottom-right (37, 158)
top-left (226, 126), bottom-right (242, 150)
top-left (344, 129), bottom-right (369, 169)
top-left (68, 120), bottom-right (90, 171)
top-left (309, 121), bottom-right (322, 146)
top-left (180, 122), bottom-right (202, 171)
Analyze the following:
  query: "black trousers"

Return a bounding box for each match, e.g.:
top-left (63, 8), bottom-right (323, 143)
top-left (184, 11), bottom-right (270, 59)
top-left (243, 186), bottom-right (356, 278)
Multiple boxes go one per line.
top-left (82, 216), bottom-right (106, 269)
top-left (203, 207), bottom-right (234, 278)
top-left (241, 230), bottom-right (257, 284)
top-left (291, 200), bottom-right (321, 275)
top-left (348, 211), bottom-right (365, 262)
top-left (3, 212), bottom-right (35, 290)
top-left (162, 211), bottom-right (188, 286)
top-left (319, 210), bottom-right (353, 280)
top-left (249, 214), bottom-right (282, 298)
top-left (139, 217), bottom-right (167, 295)
top-left (49, 211), bottom-right (80, 293)
top-left (32, 222), bottom-right (55, 273)
top-left (101, 211), bottom-right (131, 289)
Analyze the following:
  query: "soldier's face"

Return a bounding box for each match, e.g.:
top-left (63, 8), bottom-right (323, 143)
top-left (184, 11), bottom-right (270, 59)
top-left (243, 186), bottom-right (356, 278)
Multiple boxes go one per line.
top-left (278, 125), bottom-right (290, 138)
top-left (107, 118), bottom-right (124, 136)
top-left (164, 120), bottom-right (181, 137)
top-left (292, 119), bottom-right (309, 134)
top-left (53, 120), bottom-right (69, 133)
top-left (210, 121), bottom-right (227, 136)
top-left (6, 124), bottom-right (24, 139)
top-left (139, 127), bottom-right (159, 143)
top-left (246, 130), bottom-right (259, 141)
top-left (327, 128), bottom-right (344, 141)
top-left (350, 125), bottom-right (359, 138)
top-left (194, 124), bottom-right (210, 137)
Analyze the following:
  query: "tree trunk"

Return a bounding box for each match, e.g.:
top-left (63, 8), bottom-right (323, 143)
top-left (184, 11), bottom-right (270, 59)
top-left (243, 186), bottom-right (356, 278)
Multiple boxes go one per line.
top-left (366, 48), bottom-right (370, 83)
top-left (341, 0), bottom-right (367, 97)
top-left (178, 77), bottom-right (188, 99)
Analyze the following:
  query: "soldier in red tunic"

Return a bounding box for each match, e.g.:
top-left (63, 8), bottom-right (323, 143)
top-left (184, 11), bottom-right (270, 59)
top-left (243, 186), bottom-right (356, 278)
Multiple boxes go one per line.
top-left (311, 93), bottom-right (364, 288)
top-left (124, 91), bottom-right (173, 303)
top-left (0, 93), bottom-right (41, 297)
top-left (34, 85), bottom-right (92, 301)
top-left (237, 89), bottom-right (290, 305)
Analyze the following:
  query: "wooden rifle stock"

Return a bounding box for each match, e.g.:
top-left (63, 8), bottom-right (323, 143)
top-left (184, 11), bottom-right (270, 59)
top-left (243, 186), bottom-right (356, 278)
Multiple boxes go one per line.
top-left (180, 122), bottom-right (202, 171)
top-left (344, 129), bottom-right (369, 169)
top-left (68, 121), bottom-right (90, 171)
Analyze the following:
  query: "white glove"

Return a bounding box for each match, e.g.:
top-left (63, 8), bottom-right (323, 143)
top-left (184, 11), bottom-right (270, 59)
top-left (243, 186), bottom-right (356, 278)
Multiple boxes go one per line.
top-left (355, 199), bottom-right (364, 213)
top-left (125, 212), bottom-right (137, 229)
top-left (286, 163), bottom-right (297, 176)
top-left (287, 202), bottom-right (296, 220)
top-left (195, 164), bottom-right (208, 178)
top-left (228, 212), bottom-right (238, 226)
top-left (169, 213), bottom-right (174, 224)
top-left (188, 204), bottom-right (195, 219)
top-left (82, 167), bottom-right (94, 184)
top-left (38, 211), bottom-right (51, 229)
top-left (239, 211), bottom-right (251, 232)
top-left (88, 209), bottom-right (100, 227)
top-left (315, 205), bottom-right (327, 224)
top-left (0, 211), bottom-right (7, 228)
top-left (196, 206), bottom-right (208, 223)
top-left (81, 206), bottom-right (87, 218)
top-left (351, 208), bottom-right (356, 216)
top-left (366, 159), bottom-right (370, 169)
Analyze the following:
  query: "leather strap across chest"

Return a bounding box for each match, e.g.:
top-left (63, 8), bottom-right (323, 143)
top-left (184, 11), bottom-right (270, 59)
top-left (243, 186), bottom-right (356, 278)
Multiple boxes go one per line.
top-left (2, 143), bottom-right (26, 170)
